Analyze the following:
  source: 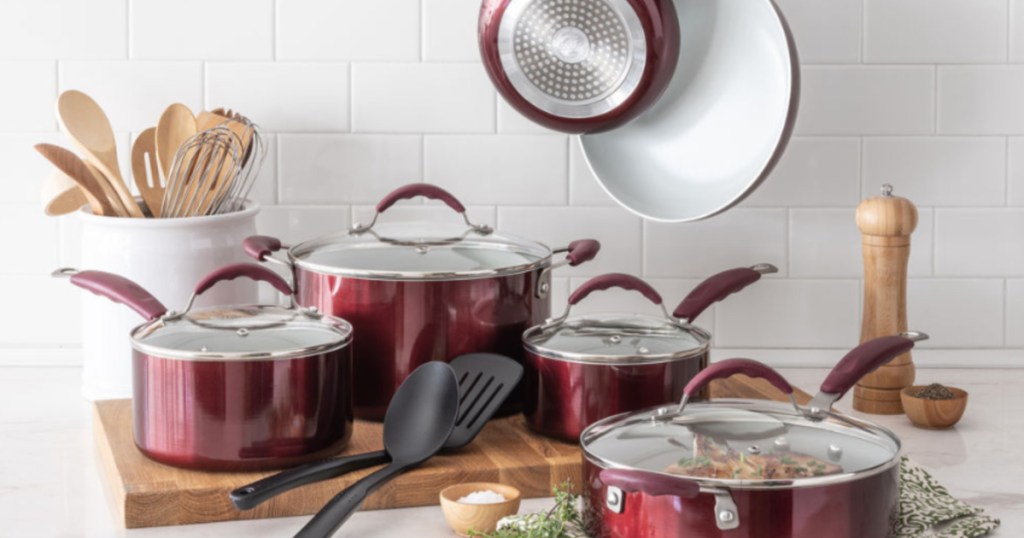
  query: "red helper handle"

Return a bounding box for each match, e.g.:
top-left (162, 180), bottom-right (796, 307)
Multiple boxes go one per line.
top-left (569, 273), bottom-right (662, 306)
top-left (194, 263), bottom-right (293, 297)
top-left (819, 334), bottom-right (924, 397)
top-left (565, 239), bottom-right (600, 266)
top-left (683, 358), bottom-right (794, 399)
top-left (673, 264), bottom-right (776, 322)
top-left (376, 184), bottom-right (466, 214)
top-left (64, 270), bottom-right (168, 321)
top-left (243, 235), bottom-right (283, 262)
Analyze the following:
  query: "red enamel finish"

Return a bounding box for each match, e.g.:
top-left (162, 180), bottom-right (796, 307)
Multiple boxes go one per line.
top-left (296, 268), bottom-right (548, 421)
top-left (132, 347), bottom-right (353, 471)
top-left (522, 349), bottom-right (707, 442)
top-left (478, 0), bottom-right (680, 134)
top-left (583, 459), bottom-right (900, 538)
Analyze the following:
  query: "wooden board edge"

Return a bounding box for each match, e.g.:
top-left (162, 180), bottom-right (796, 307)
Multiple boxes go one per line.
top-left (92, 402), bottom-right (130, 528)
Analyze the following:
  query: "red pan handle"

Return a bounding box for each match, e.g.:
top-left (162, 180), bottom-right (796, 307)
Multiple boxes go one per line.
top-left (673, 264), bottom-right (777, 322)
top-left (565, 239), bottom-right (601, 266)
top-left (194, 263), bottom-right (293, 297)
top-left (376, 184), bottom-right (466, 214)
top-left (569, 273), bottom-right (662, 306)
top-left (599, 468), bottom-right (700, 499)
top-left (243, 235), bottom-right (283, 262)
top-left (61, 269), bottom-right (168, 321)
top-left (819, 333), bottom-right (926, 397)
top-left (683, 358), bottom-right (793, 399)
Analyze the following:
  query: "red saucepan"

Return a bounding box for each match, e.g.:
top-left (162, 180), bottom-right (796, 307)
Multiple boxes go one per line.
top-left (55, 263), bottom-right (354, 471)
top-left (243, 183), bottom-right (600, 420)
top-left (521, 264), bottom-right (777, 442)
top-left (479, 0), bottom-right (680, 133)
top-left (580, 332), bottom-right (929, 538)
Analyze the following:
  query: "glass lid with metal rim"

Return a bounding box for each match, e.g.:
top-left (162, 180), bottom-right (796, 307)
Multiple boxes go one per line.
top-left (524, 273), bottom-right (708, 364)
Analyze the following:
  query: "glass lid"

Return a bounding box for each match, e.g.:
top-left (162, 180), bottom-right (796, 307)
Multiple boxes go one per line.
top-left (131, 304), bottom-right (352, 361)
top-left (583, 400), bottom-right (899, 488)
top-left (524, 313), bottom-right (708, 364)
top-left (291, 221), bottom-right (552, 280)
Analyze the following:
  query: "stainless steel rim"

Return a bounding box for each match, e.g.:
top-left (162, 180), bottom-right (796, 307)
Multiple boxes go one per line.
top-left (128, 317), bottom-right (353, 362)
top-left (580, 400), bottom-right (902, 490)
top-left (522, 321), bottom-right (711, 365)
top-left (497, 0), bottom-right (648, 119)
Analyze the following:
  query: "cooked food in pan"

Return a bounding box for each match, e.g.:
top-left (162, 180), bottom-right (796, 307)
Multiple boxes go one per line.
top-left (666, 434), bottom-right (842, 480)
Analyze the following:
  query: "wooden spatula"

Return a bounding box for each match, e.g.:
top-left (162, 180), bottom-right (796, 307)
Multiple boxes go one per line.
top-left (56, 90), bottom-right (144, 218)
top-left (132, 128), bottom-right (164, 217)
top-left (155, 103), bottom-right (196, 182)
top-left (35, 143), bottom-right (118, 216)
top-left (41, 169), bottom-right (90, 216)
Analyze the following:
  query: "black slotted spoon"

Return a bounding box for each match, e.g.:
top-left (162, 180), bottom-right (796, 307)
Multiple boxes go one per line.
top-left (229, 353), bottom-right (524, 511)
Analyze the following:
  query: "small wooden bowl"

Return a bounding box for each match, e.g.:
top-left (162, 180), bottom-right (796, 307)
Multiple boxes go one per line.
top-left (901, 385), bottom-right (968, 429)
top-left (440, 482), bottom-right (521, 537)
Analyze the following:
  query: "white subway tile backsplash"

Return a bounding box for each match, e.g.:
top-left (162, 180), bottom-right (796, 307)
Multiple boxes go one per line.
top-left (1005, 137), bottom-right (1024, 205)
top-left (1, 133), bottom-right (65, 203)
top-left (60, 62), bottom-right (202, 132)
top-left (277, 0), bottom-right (420, 61)
top-left (644, 209), bottom-right (787, 278)
top-left (1007, 280), bottom-right (1024, 346)
top-left (0, 63), bottom-right (56, 132)
top-left (908, 279), bottom-right (1005, 348)
top-left (424, 135), bottom-right (568, 205)
top-left (0, 0), bottom-right (125, 60)
top-left (206, 63), bottom-right (349, 132)
top-left (497, 207), bottom-right (643, 278)
top-left (1, 206), bottom-right (58, 275)
top-left (423, 0), bottom-right (481, 62)
top-left (0, 276), bottom-right (80, 345)
top-left (255, 205), bottom-right (352, 245)
top-left (279, 134), bottom-right (421, 204)
top-left (774, 0), bottom-right (861, 64)
top-left (497, 97), bottom-right (559, 134)
top-left (865, 0), bottom-right (1007, 63)
top-left (569, 140), bottom-right (615, 206)
top-left (938, 67), bottom-right (1024, 135)
top-left (247, 134), bottom-right (278, 206)
top-left (130, 0), bottom-right (273, 60)
top-left (863, 137), bottom-right (1006, 206)
top-left (1012, 0), bottom-right (1024, 62)
top-left (936, 209), bottom-right (1024, 276)
top-left (796, 67), bottom-right (935, 135)
top-left (715, 280), bottom-right (860, 348)
top-left (742, 137), bottom-right (861, 207)
top-left (352, 63), bottom-right (495, 133)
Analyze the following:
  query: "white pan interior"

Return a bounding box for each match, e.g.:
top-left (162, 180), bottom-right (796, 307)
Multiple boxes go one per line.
top-left (579, 0), bottom-right (799, 222)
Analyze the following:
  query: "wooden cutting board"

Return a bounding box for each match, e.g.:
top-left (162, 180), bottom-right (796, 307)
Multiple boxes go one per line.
top-left (93, 377), bottom-right (811, 528)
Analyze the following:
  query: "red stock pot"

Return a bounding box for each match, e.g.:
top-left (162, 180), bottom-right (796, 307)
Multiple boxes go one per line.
top-left (521, 265), bottom-right (777, 442)
top-left (243, 184), bottom-right (600, 420)
top-left (55, 263), bottom-right (354, 471)
top-left (579, 332), bottom-right (929, 538)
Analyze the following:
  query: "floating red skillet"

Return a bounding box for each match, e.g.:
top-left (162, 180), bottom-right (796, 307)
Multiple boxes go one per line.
top-left (479, 0), bottom-right (680, 133)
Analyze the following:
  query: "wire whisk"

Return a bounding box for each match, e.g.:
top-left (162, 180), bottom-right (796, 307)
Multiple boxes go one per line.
top-left (161, 126), bottom-right (243, 218)
top-left (211, 108), bottom-right (266, 213)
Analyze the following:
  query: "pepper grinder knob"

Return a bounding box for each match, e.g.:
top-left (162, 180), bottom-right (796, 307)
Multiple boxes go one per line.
top-left (854, 185), bottom-right (918, 415)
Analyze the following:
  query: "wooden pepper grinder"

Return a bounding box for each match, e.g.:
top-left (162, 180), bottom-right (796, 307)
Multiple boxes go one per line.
top-left (853, 184), bottom-right (918, 414)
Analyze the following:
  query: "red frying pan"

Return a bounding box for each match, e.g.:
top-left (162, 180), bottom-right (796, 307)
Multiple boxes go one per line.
top-left (479, 0), bottom-right (679, 134)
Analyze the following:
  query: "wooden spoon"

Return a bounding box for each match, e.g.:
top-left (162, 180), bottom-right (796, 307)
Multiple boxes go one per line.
top-left (132, 128), bottom-right (164, 217)
top-left (155, 103), bottom-right (196, 181)
top-left (41, 170), bottom-right (91, 216)
top-left (56, 90), bottom-right (144, 218)
top-left (34, 143), bottom-right (117, 216)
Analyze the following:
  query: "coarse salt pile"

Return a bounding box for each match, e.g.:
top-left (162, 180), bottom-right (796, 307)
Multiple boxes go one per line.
top-left (457, 489), bottom-right (507, 504)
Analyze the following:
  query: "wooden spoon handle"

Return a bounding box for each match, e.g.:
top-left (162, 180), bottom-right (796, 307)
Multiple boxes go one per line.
top-left (34, 144), bottom-right (118, 217)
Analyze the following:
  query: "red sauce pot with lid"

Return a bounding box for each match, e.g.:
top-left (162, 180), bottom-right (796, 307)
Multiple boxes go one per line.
top-left (55, 263), bottom-right (355, 471)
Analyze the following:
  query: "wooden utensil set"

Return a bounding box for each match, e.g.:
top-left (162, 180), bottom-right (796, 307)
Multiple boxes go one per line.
top-left (38, 90), bottom-right (261, 219)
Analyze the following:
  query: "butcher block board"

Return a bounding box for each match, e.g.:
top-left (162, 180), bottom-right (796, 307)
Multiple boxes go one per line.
top-left (93, 377), bottom-right (811, 528)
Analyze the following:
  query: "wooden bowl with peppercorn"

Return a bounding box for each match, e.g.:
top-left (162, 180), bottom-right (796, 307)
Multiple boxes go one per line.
top-left (901, 383), bottom-right (968, 429)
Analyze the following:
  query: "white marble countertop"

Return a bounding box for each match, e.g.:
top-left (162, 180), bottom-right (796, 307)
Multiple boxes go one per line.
top-left (2, 365), bottom-right (1021, 537)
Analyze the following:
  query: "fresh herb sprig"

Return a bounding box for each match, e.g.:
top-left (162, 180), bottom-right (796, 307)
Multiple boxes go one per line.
top-left (469, 481), bottom-right (586, 538)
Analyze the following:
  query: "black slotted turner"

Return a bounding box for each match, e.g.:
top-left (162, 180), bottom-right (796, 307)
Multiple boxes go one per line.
top-left (230, 353), bottom-right (523, 510)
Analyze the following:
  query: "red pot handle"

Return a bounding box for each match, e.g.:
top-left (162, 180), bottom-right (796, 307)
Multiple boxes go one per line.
top-left (819, 333), bottom-right (926, 397)
top-left (194, 263), bottom-right (293, 297)
top-left (376, 184), bottom-right (466, 214)
top-left (565, 239), bottom-right (600, 266)
top-left (568, 273), bottom-right (662, 306)
top-left (683, 358), bottom-right (793, 399)
top-left (599, 468), bottom-right (700, 499)
top-left (243, 235), bottom-right (283, 262)
top-left (57, 269), bottom-right (168, 321)
top-left (672, 264), bottom-right (777, 322)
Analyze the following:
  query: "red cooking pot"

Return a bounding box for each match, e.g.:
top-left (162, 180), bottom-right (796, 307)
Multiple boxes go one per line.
top-left (579, 332), bottom-right (928, 538)
top-left (243, 184), bottom-right (600, 420)
top-left (521, 265), bottom-right (777, 442)
top-left (55, 263), bottom-right (354, 471)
